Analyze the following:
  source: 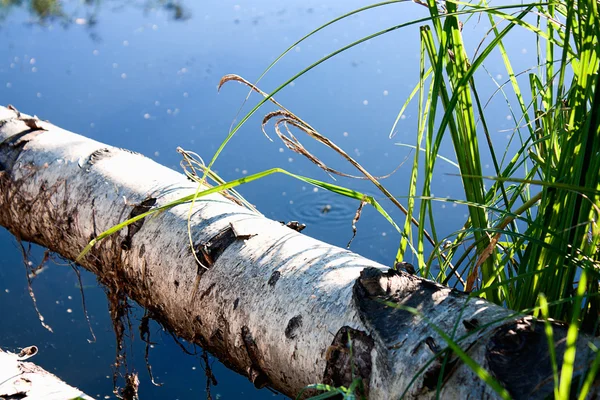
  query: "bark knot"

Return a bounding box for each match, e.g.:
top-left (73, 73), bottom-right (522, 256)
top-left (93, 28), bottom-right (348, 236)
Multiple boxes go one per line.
top-left (285, 315), bottom-right (302, 340)
top-left (121, 197), bottom-right (157, 251)
top-left (268, 270), bottom-right (281, 287)
top-left (241, 326), bottom-right (270, 389)
top-left (485, 318), bottom-right (594, 400)
top-left (323, 326), bottom-right (373, 398)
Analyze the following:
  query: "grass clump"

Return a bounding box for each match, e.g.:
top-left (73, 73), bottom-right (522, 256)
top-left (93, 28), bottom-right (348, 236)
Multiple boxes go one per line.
top-left (209, 0), bottom-right (600, 330)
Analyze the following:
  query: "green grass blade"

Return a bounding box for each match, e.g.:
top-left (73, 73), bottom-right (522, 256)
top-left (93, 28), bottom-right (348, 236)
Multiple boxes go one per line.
top-left (385, 302), bottom-right (511, 399)
top-left (539, 294), bottom-right (560, 398)
top-left (208, 3), bottom-right (549, 177)
top-left (558, 272), bottom-right (587, 399)
top-left (388, 66), bottom-right (433, 139)
top-left (78, 168), bottom-right (401, 261)
top-left (394, 144), bottom-right (459, 168)
top-left (577, 343), bottom-right (600, 400)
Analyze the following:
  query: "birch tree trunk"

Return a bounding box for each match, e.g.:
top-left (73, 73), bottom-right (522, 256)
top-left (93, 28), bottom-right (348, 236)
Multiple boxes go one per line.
top-left (0, 105), bottom-right (598, 399)
top-left (0, 347), bottom-right (93, 400)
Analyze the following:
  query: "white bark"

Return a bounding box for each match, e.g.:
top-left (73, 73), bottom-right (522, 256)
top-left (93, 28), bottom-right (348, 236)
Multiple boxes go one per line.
top-left (0, 347), bottom-right (93, 400)
top-left (0, 105), bottom-right (598, 399)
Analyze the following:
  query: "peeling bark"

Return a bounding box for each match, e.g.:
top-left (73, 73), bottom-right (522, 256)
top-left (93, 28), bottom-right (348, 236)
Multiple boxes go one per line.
top-left (1, 105), bottom-right (599, 399)
top-left (0, 347), bottom-right (93, 400)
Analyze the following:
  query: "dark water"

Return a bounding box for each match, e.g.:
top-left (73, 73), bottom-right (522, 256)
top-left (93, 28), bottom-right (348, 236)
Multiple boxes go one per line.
top-left (0, 1), bottom-right (535, 398)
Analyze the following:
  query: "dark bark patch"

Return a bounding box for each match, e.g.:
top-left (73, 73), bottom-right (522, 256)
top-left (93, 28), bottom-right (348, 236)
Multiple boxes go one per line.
top-left (285, 315), bottom-right (302, 339)
top-left (425, 336), bottom-right (441, 354)
top-left (81, 148), bottom-right (112, 169)
top-left (421, 356), bottom-right (459, 392)
top-left (450, 288), bottom-right (467, 297)
top-left (411, 341), bottom-right (423, 356)
top-left (0, 118), bottom-right (12, 131)
top-left (1, 392), bottom-right (27, 399)
top-left (462, 318), bottom-right (479, 331)
top-left (241, 326), bottom-right (270, 389)
top-left (355, 267), bottom-right (387, 297)
top-left (6, 104), bottom-right (21, 116)
top-left (120, 197), bottom-right (157, 251)
top-left (119, 147), bottom-right (142, 156)
top-left (248, 366), bottom-right (270, 389)
top-left (353, 267), bottom-right (443, 347)
top-left (173, 280), bottom-right (179, 288)
top-left (395, 261), bottom-right (416, 274)
top-left (233, 298), bottom-right (240, 310)
top-left (0, 129), bottom-right (43, 172)
top-left (280, 371), bottom-right (289, 385)
top-left (198, 282), bottom-right (216, 302)
top-left (210, 328), bottom-right (225, 349)
top-left (21, 118), bottom-right (46, 132)
top-left (418, 335), bottom-right (462, 392)
top-left (268, 270), bottom-right (281, 287)
top-left (194, 225), bottom-right (238, 269)
top-left (284, 220), bottom-right (306, 232)
top-left (323, 326), bottom-right (373, 398)
top-left (353, 268), bottom-right (414, 345)
top-left (486, 318), bottom-right (577, 400)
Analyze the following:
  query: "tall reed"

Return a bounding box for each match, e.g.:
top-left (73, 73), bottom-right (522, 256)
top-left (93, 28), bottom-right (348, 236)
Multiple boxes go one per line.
top-left (406, 0), bottom-right (600, 329)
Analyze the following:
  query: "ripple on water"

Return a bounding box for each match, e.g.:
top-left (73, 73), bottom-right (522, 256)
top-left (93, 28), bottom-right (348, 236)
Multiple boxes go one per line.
top-left (287, 189), bottom-right (357, 228)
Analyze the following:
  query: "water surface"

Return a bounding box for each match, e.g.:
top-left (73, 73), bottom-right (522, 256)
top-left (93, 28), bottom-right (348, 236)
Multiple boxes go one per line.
top-left (0, 1), bottom-right (536, 398)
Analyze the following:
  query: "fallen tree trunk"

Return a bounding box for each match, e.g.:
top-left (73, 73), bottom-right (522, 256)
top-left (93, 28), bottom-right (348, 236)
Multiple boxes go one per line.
top-left (0, 346), bottom-right (93, 400)
top-left (0, 105), bottom-right (598, 399)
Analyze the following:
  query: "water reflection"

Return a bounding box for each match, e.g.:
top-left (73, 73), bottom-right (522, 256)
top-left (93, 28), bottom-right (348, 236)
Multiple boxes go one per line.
top-left (0, 0), bottom-right (189, 26)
